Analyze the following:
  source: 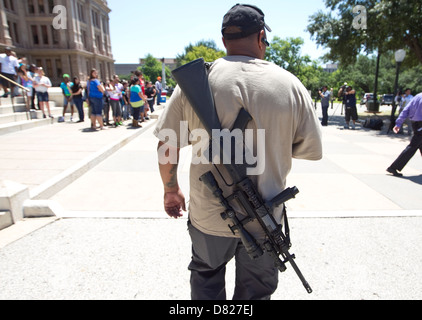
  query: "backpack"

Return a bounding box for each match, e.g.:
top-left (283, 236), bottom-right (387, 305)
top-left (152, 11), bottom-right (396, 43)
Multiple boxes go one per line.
top-left (363, 118), bottom-right (384, 130)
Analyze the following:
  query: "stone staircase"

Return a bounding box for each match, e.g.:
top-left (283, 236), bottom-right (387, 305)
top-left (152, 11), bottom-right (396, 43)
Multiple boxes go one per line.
top-left (0, 92), bottom-right (62, 230)
top-left (0, 92), bottom-right (64, 136)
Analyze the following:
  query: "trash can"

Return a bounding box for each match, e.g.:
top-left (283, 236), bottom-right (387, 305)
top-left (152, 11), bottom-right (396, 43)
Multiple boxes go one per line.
top-left (366, 99), bottom-right (380, 113)
top-left (160, 90), bottom-right (167, 103)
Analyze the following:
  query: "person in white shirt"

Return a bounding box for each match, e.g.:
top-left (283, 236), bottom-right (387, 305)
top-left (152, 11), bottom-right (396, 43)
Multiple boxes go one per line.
top-left (107, 74), bottom-right (124, 126)
top-left (0, 47), bottom-right (19, 98)
top-left (33, 67), bottom-right (53, 118)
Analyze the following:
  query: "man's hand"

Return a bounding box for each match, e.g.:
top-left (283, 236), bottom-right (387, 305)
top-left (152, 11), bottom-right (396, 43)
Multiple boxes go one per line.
top-left (158, 141), bottom-right (185, 218)
top-left (393, 126), bottom-right (400, 134)
top-left (164, 188), bottom-right (186, 219)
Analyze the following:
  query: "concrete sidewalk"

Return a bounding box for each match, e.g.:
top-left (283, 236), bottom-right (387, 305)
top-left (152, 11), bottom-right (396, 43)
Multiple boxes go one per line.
top-left (0, 102), bottom-right (421, 300)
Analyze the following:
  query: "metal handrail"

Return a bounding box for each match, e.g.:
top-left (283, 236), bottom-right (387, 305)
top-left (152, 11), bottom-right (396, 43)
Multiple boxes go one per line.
top-left (0, 73), bottom-right (31, 119)
top-left (0, 73), bottom-right (30, 92)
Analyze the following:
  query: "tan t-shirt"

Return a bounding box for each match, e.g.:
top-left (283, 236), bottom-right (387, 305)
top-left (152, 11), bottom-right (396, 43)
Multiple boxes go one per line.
top-left (154, 56), bottom-right (322, 238)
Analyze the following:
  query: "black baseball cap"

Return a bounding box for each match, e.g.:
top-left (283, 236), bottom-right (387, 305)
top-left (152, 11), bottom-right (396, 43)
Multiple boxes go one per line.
top-left (222, 4), bottom-right (271, 40)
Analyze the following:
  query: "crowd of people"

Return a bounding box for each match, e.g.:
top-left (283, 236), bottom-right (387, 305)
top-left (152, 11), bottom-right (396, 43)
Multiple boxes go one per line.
top-left (82, 70), bottom-right (163, 130)
top-left (1, 46), bottom-right (164, 131)
top-left (317, 83), bottom-right (419, 133)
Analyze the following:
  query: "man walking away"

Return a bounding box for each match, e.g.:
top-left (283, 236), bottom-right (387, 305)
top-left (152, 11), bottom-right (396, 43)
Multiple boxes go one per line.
top-left (154, 4), bottom-right (322, 300)
top-left (387, 92), bottom-right (422, 177)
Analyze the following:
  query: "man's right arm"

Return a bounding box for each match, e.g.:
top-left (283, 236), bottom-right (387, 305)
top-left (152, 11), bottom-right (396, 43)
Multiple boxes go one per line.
top-left (157, 141), bottom-right (186, 219)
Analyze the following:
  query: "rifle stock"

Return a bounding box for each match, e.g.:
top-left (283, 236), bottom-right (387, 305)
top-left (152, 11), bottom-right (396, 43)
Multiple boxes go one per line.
top-left (171, 58), bottom-right (221, 135)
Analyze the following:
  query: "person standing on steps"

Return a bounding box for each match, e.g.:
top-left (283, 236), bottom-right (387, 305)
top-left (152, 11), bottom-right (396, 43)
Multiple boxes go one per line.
top-left (33, 67), bottom-right (53, 119)
top-left (0, 47), bottom-right (19, 98)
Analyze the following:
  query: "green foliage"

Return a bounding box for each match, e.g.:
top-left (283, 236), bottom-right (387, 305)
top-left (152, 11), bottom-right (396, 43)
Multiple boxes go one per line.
top-left (265, 35), bottom-right (421, 99)
top-left (399, 64), bottom-right (422, 94)
top-left (321, 53), bottom-right (421, 98)
top-left (265, 37), bottom-right (311, 75)
top-left (265, 37), bottom-right (325, 93)
top-left (140, 54), bottom-right (162, 82)
top-left (307, 0), bottom-right (422, 65)
top-left (140, 54), bottom-right (176, 87)
top-left (168, 22), bottom-right (421, 98)
top-left (176, 40), bottom-right (226, 66)
top-left (179, 45), bottom-right (226, 65)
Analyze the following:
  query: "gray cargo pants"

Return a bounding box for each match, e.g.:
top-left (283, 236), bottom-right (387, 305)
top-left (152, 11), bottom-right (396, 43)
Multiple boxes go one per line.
top-left (188, 221), bottom-right (279, 300)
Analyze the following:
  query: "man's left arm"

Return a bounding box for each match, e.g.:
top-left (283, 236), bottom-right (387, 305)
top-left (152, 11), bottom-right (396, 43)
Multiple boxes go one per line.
top-left (393, 97), bottom-right (418, 133)
top-left (292, 89), bottom-right (323, 161)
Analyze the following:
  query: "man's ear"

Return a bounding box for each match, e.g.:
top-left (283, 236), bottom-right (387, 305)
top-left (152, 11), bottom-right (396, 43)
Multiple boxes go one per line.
top-left (258, 30), bottom-right (265, 49)
top-left (222, 36), bottom-right (227, 49)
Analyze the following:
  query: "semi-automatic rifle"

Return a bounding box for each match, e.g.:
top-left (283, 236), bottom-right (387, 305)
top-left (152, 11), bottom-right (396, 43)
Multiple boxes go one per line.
top-left (172, 58), bottom-right (312, 294)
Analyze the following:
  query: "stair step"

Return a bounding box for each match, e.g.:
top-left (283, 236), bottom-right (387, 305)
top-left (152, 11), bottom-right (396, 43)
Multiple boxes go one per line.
top-left (0, 112), bottom-right (29, 124)
top-left (0, 101), bottom-right (57, 113)
top-left (0, 118), bottom-right (54, 136)
top-left (0, 211), bottom-right (13, 231)
top-left (0, 95), bottom-right (25, 104)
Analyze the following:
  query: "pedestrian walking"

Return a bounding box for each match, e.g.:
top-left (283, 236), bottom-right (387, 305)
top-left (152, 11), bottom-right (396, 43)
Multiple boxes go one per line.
top-left (387, 92), bottom-right (422, 177)
top-left (154, 4), bottom-right (322, 300)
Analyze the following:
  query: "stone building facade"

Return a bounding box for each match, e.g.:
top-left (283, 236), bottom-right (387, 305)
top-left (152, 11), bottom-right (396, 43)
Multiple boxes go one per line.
top-left (0, 0), bottom-right (114, 85)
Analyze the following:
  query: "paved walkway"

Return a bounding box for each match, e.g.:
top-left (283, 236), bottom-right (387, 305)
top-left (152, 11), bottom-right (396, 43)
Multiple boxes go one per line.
top-left (0, 102), bottom-right (421, 300)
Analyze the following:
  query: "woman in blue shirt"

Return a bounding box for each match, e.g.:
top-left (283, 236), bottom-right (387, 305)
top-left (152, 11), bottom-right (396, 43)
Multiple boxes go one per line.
top-left (88, 69), bottom-right (106, 130)
top-left (129, 77), bottom-right (147, 128)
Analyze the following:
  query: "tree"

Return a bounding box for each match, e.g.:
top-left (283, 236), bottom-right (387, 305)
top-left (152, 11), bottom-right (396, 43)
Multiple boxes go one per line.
top-left (265, 37), bottom-right (312, 76)
top-left (141, 54), bottom-right (162, 81)
top-left (399, 65), bottom-right (422, 94)
top-left (140, 54), bottom-right (175, 87)
top-left (307, 0), bottom-right (422, 65)
top-left (176, 40), bottom-right (226, 66)
top-left (265, 37), bottom-right (326, 94)
top-left (307, 1), bottom-right (399, 106)
top-left (371, 0), bottom-right (422, 65)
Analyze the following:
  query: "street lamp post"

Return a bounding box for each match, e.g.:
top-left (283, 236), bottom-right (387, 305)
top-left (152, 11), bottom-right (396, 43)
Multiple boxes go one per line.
top-left (388, 49), bottom-right (406, 134)
top-left (161, 58), bottom-right (166, 89)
